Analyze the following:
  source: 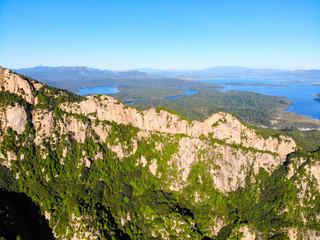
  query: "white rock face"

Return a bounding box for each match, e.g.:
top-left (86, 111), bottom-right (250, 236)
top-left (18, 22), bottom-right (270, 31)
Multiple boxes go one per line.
top-left (32, 109), bottom-right (89, 144)
top-left (149, 159), bottom-right (158, 176)
top-left (5, 104), bottom-right (28, 134)
top-left (236, 225), bottom-right (256, 240)
top-left (60, 96), bottom-right (296, 157)
top-left (32, 109), bottom-right (54, 144)
top-left (58, 95), bottom-right (298, 193)
top-left (165, 136), bottom-right (285, 193)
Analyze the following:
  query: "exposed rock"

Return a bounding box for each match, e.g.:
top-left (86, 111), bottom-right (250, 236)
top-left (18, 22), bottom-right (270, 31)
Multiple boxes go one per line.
top-left (302, 229), bottom-right (320, 239)
top-left (149, 159), bottom-right (158, 176)
top-left (227, 225), bottom-right (256, 239)
top-left (164, 136), bottom-right (286, 193)
top-left (59, 95), bottom-right (298, 193)
top-left (0, 67), bottom-right (36, 104)
top-left (60, 96), bottom-right (296, 156)
top-left (33, 109), bottom-right (89, 144)
top-left (287, 228), bottom-right (299, 240)
top-left (205, 217), bottom-right (226, 237)
top-left (5, 104), bottom-right (28, 134)
top-left (68, 214), bottom-right (99, 240)
top-left (136, 155), bottom-right (148, 167)
top-left (33, 109), bottom-right (54, 145)
top-left (237, 225), bottom-right (256, 240)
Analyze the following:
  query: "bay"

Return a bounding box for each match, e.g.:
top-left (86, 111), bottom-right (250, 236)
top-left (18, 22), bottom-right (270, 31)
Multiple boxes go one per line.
top-left (197, 78), bottom-right (320, 120)
top-left (77, 85), bottom-right (118, 95)
top-left (163, 90), bottom-right (198, 99)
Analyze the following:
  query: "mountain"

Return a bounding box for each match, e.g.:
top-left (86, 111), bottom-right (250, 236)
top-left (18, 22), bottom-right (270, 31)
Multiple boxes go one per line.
top-left (0, 67), bottom-right (320, 239)
top-left (14, 66), bottom-right (154, 80)
top-left (12, 66), bottom-right (223, 93)
top-left (13, 66), bottom-right (320, 94)
top-left (13, 66), bottom-right (154, 92)
top-left (137, 66), bottom-right (320, 79)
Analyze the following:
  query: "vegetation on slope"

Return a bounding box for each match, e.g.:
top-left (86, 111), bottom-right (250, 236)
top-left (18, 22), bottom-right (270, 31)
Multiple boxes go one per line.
top-left (0, 165), bottom-right (54, 240)
top-left (1, 117), bottom-right (319, 239)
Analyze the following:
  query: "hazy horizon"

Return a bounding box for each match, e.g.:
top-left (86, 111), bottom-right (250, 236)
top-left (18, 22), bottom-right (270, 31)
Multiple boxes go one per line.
top-left (1, 0), bottom-right (320, 70)
top-left (11, 64), bottom-right (320, 72)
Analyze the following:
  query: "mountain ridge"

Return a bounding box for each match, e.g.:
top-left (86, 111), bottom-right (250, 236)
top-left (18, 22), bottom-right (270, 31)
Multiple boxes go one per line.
top-left (135, 66), bottom-right (320, 79)
top-left (0, 67), bottom-right (320, 239)
top-left (14, 65), bottom-right (320, 81)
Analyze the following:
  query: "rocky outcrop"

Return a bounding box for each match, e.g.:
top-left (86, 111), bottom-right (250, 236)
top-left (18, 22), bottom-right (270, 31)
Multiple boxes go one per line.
top-left (0, 67), bottom-right (40, 104)
top-left (0, 104), bottom-right (28, 134)
top-left (60, 95), bottom-right (296, 156)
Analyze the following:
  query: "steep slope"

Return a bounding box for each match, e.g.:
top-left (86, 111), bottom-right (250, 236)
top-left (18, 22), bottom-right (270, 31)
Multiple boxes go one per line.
top-left (0, 67), bottom-right (319, 239)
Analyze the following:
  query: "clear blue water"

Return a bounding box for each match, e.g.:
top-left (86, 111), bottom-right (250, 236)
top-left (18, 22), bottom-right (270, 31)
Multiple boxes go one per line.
top-left (75, 80), bottom-right (320, 120)
top-left (124, 101), bottom-right (134, 105)
top-left (197, 78), bottom-right (320, 120)
top-left (163, 90), bottom-right (198, 99)
top-left (77, 85), bottom-right (118, 95)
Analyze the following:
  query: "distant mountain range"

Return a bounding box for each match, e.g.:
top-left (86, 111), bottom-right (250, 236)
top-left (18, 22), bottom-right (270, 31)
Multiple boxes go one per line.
top-left (12, 66), bottom-right (156, 91)
top-left (136, 66), bottom-right (320, 79)
top-left (12, 65), bottom-right (320, 92)
top-left (14, 66), bottom-right (154, 82)
top-left (14, 66), bottom-right (320, 84)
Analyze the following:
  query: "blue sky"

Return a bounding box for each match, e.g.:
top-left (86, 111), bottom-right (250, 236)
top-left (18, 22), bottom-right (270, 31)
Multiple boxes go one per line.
top-left (0, 0), bottom-right (319, 70)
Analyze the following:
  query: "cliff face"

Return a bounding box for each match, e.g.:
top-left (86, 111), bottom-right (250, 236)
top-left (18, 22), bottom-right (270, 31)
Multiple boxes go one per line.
top-left (60, 96), bottom-right (295, 156)
top-left (0, 67), bottom-right (41, 104)
top-left (0, 68), bottom-right (319, 240)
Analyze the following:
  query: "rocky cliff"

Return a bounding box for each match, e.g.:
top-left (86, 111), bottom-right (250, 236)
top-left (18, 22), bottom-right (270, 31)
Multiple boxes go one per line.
top-left (0, 67), bottom-right (319, 240)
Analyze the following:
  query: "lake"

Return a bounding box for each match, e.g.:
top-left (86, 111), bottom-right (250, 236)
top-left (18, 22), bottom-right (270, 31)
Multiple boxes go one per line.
top-left (197, 78), bottom-right (320, 120)
top-left (163, 90), bottom-right (198, 99)
top-left (76, 85), bottom-right (119, 95)
top-left (75, 79), bottom-right (320, 120)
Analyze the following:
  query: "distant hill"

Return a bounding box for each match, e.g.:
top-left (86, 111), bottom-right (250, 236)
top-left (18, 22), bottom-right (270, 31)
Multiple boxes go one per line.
top-left (12, 66), bottom-right (219, 92)
top-left (136, 66), bottom-right (320, 79)
top-left (15, 66), bottom-right (320, 84)
top-left (13, 66), bottom-right (155, 92)
top-left (12, 65), bottom-right (320, 93)
top-left (14, 66), bottom-right (154, 81)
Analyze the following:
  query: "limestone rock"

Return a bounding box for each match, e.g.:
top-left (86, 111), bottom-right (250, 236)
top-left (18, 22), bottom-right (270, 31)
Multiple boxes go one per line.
top-left (5, 104), bottom-right (28, 134)
top-left (60, 96), bottom-right (296, 157)
top-left (0, 67), bottom-right (39, 104)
